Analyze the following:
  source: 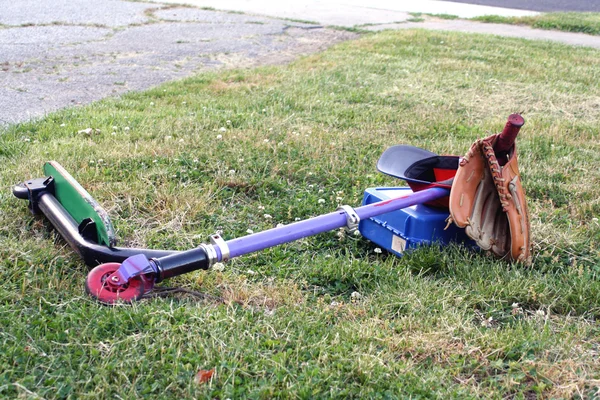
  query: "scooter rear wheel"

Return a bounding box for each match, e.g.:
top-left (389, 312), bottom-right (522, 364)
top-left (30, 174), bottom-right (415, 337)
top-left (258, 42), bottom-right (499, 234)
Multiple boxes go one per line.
top-left (85, 262), bottom-right (145, 304)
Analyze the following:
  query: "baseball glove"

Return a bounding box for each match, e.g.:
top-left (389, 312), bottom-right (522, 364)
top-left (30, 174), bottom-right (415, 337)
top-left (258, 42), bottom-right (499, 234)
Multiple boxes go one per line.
top-left (448, 130), bottom-right (532, 265)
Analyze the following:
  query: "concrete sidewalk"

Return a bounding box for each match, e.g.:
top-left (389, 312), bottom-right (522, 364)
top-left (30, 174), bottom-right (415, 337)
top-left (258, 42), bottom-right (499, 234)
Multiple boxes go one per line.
top-left (149, 0), bottom-right (540, 26)
top-left (152, 0), bottom-right (600, 49)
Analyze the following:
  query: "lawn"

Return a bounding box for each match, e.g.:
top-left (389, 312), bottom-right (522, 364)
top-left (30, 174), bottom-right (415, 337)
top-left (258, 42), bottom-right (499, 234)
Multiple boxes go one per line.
top-left (1, 29), bottom-right (600, 398)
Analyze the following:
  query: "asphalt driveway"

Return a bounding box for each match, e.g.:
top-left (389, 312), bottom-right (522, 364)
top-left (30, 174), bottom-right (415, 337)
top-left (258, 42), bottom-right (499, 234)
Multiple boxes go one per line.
top-left (0, 0), bottom-right (354, 126)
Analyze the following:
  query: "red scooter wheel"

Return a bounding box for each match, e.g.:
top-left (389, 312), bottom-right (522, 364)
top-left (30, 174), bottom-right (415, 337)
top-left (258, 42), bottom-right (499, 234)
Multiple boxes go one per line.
top-left (85, 262), bottom-right (146, 304)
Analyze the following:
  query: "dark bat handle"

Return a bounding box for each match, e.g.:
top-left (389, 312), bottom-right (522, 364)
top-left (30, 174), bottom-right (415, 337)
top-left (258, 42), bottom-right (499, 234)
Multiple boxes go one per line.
top-left (496, 114), bottom-right (524, 153)
top-left (495, 114), bottom-right (524, 165)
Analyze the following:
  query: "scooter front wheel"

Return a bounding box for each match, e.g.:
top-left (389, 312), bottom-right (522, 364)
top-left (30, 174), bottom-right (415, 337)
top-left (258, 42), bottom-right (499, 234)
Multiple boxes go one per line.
top-left (85, 262), bottom-right (146, 304)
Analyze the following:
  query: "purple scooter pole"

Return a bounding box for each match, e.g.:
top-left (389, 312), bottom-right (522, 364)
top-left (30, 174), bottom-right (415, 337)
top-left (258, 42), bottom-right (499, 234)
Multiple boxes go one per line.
top-left (224, 187), bottom-right (448, 258)
top-left (87, 187), bottom-right (448, 303)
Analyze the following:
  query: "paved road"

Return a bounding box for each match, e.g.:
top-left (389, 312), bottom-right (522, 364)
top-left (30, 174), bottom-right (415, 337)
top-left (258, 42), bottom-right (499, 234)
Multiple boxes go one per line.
top-left (449, 0), bottom-right (600, 13)
top-left (0, 0), bottom-right (354, 126)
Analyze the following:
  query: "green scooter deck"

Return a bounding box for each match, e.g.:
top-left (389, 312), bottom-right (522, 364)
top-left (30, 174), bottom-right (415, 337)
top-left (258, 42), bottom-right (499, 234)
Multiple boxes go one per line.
top-left (44, 161), bottom-right (117, 247)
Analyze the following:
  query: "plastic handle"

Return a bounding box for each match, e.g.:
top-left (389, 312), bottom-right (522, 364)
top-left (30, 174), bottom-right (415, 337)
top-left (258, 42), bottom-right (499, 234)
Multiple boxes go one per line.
top-left (495, 113), bottom-right (524, 154)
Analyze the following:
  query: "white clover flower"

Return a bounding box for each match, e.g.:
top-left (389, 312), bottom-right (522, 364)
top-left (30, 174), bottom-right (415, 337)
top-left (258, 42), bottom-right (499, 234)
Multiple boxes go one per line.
top-left (276, 223), bottom-right (284, 228)
top-left (263, 139), bottom-right (269, 143)
top-left (536, 309), bottom-right (545, 316)
top-left (60, 123), bottom-right (66, 127)
top-left (246, 229), bottom-right (254, 234)
top-left (124, 127), bottom-right (130, 131)
top-left (512, 303), bottom-right (519, 308)
top-left (219, 127), bottom-right (227, 132)
top-left (263, 214), bottom-right (272, 220)
top-left (150, 102), bottom-right (154, 106)
top-left (78, 128), bottom-right (93, 135)
top-left (193, 158), bottom-right (199, 163)
top-left (179, 138), bottom-right (184, 143)
top-left (308, 184), bottom-right (314, 189)
top-left (258, 205), bottom-right (265, 210)
top-left (111, 132), bottom-right (116, 135)
top-left (294, 217), bottom-right (301, 221)
top-left (153, 159), bottom-right (158, 163)
top-left (228, 169), bottom-right (235, 175)
top-left (226, 120), bottom-right (231, 125)
top-left (374, 248), bottom-right (382, 254)
top-left (336, 197), bottom-right (343, 202)
top-left (350, 291), bottom-right (362, 300)
top-left (216, 134), bottom-right (223, 139)
top-left (182, 101), bottom-right (187, 105)
top-left (283, 162), bottom-right (288, 165)
top-left (318, 199), bottom-right (325, 204)
top-left (318, 189), bottom-right (324, 194)
top-left (97, 159), bottom-right (103, 163)
top-left (23, 138), bottom-right (30, 142)
top-left (213, 263), bottom-right (225, 272)
top-left (246, 269), bottom-right (256, 275)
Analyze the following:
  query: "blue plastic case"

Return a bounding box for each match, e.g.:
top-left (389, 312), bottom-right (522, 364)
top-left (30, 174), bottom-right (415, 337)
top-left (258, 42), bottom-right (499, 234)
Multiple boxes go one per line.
top-left (359, 187), bottom-right (472, 257)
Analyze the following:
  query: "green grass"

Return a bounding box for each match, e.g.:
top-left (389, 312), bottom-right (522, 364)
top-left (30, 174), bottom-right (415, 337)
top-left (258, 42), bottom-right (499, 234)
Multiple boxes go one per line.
top-left (2, 30), bottom-right (600, 398)
top-left (473, 12), bottom-right (600, 35)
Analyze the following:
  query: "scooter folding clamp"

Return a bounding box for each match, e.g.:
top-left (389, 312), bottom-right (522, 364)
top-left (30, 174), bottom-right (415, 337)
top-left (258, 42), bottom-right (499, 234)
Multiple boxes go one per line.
top-left (210, 234), bottom-right (230, 263)
top-left (337, 205), bottom-right (360, 233)
top-left (198, 243), bottom-right (218, 268)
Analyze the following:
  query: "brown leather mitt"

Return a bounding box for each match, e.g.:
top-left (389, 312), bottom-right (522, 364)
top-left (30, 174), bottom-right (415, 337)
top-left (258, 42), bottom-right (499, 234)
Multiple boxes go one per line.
top-left (448, 133), bottom-right (532, 264)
